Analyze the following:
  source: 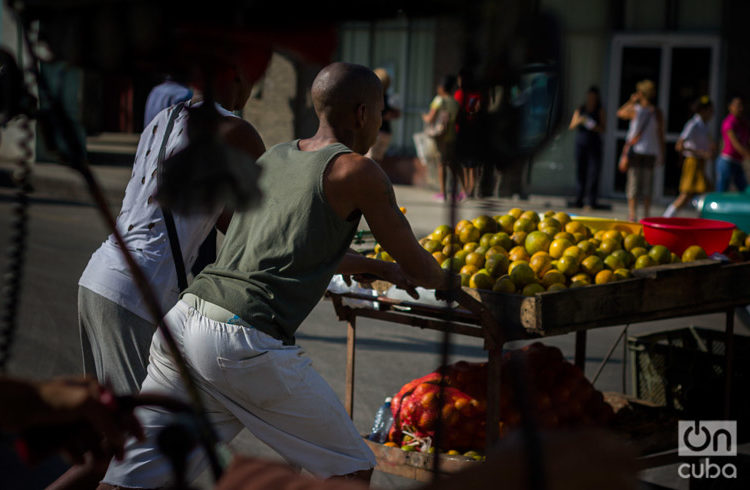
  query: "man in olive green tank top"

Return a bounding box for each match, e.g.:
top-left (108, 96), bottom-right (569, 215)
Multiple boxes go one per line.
top-left (100, 63), bottom-right (449, 489)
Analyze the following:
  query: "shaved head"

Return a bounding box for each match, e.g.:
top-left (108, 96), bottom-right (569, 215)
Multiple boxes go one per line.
top-left (308, 62), bottom-right (384, 154)
top-left (311, 62), bottom-right (383, 123)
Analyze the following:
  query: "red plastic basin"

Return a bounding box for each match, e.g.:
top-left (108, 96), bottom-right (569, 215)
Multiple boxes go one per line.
top-left (640, 217), bottom-right (735, 256)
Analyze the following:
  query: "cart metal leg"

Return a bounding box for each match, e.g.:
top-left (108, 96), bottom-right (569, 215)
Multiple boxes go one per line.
top-left (574, 330), bottom-right (586, 372)
top-left (486, 347), bottom-right (503, 446)
top-left (346, 316), bottom-right (356, 419)
top-left (724, 308), bottom-right (734, 419)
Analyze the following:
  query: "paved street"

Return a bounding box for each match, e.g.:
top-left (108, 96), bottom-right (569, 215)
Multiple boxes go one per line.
top-left (0, 173), bottom-right (745, 489)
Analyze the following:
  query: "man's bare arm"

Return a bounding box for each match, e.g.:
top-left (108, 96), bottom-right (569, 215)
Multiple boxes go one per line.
top-left (325, 155), bottom-right (448, 290)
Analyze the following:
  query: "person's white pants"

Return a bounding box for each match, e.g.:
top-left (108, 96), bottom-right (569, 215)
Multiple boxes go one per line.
top-left (102, 300), bottom-right (375, 488)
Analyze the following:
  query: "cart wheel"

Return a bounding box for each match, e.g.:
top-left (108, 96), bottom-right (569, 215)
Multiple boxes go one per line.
top-left (737, 305), bottom-right (750, 331)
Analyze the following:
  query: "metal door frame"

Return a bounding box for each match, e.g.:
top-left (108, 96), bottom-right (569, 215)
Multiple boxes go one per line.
top-left (603, 34), bottom-right (721, 202)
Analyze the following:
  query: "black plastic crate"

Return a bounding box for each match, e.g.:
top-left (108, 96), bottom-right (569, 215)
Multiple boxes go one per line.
top-left (628, 327), bottom-right (750, 424)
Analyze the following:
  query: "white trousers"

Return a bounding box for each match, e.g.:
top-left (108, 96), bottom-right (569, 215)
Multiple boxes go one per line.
top-left (103, 300), bottom-right (375, 488)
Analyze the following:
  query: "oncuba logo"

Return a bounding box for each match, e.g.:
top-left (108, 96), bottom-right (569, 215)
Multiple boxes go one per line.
top-left (678, 421), bottom-right (737, 479)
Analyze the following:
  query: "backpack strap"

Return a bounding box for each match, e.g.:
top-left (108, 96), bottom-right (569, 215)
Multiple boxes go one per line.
top-left (157, 102), bottom-right (189, 292)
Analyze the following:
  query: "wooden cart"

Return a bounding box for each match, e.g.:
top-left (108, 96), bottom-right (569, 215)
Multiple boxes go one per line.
top-left (326, 259), bottom-right (750, 480)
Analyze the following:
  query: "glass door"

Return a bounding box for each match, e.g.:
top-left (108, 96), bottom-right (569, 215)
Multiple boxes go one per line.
top-left (603, 35), bottom-right (720, 203)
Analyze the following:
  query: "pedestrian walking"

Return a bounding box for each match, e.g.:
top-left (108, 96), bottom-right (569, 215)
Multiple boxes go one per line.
top-left (365, 68), bottom-right (400, 163)
top-left (716, 96), bottom-right (750, 192)
top-left (664, 96), bottom-right (715, 217)
top-left (569, 86), bottom-right (605, 209)
top-left (454, 69), bottom-right (485, 198)
top-left (617, 79), bottom-right (665, 222)
top-left (143, 77), bottom-right (193, 127)
top-left (423, 75), bottom-right (462, 201)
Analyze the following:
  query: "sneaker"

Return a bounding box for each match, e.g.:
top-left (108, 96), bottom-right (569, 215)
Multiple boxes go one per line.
top-left (455, 191), bottom-right (467, 202)
top-left (433, 192), bottom-right (446, 202)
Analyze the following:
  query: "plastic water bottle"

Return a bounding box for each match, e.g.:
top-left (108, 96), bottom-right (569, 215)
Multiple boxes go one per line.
top-left (368, 397), bottom-right (393, 443)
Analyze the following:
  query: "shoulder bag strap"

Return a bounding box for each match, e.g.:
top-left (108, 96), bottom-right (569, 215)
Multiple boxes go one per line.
top-left (157, 102), bottom-right (189, 292)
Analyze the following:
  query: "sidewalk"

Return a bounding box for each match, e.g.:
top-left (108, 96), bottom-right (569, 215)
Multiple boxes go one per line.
top-left (0, 161), bottom-right (131, 207)
top-left (1, 160), bottom-right (666, 232)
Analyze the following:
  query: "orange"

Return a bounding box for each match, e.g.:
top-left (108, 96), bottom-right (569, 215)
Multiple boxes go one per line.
top-left (463, 242), bottom-right (478, 252)
top-left (473, 215), bottom-right (498, 234)
top-left (554, 231), bottom-right (575, 243)
top-left (486, 246), bottom-right (508, 258)
top-left (459, 225), bottom-right (481, 244)
top-left (564, 221), bottom-right (586, 235)
top-left (485, 255), bottom-right (509, 278)
top-left (634, 254), bottom-right (655, 269)
top-left (522, 283), bottom-right (545, 296)
top-left (443, 243), bottom-right (462, 256)
top-left (432, 252), bottom-right (448, 263)
top-left (508, 208), bottom-right (524, 219)
top-left (511, 231), bottom-right (528, 247)
top-left (510, 262), bottom-right (537, 287)
top-left (563, 245), bottom-right (583, 263)
top-left (442, 234), bottom-right (460, 246)
top-left (431, 225), bottom-right (452, 242)
top-left (423, 240), bottom-right (442, 253)
top-left (541, 270), bottom-right (565, 287)
top-left (441, 257), bottom-right (464, 272)
top-left (614, 268), bottom-right (631, 280)
top-left (455, 220), bottom-right (472, 232)
top-left (602, 230), bottom-right (622, 244)
top-left (525, 231), bottom-right (552, 255)
top-left (648, 245), bottom-right (670, 265)
top-left (556, 255), bottom-right (578, 276)
top-left (546, 282), bottom-right (567, 292)
top-left (623, 233), bottom-right (647, 252)
top-left (453, 250), bottom-right (469, 263)
top-left (554, 211), bottom-right (572, 226)
top-left (460, 265), bottom-right (479, 276)
top-left (496, 215), bottom-right (515, 234)
top-left (513, 217), bottom-right (534, 233)
top-left (571, 272), bottom-right (591, 284)
top-left (599, 238), bottom-right (620, 254)
top-left (520, 210), bottom-right (540, 224)
top-left (549, 238), bottom-right (573, 259)
top-left (489, 232), bottom-right (514, 250)
top-left (479, 233), bottom-right (494, 248)
top-left (595, 270), bottom-right (615, 284)
top-left (509, 246), bottom-right (530, 262)
top-left (682, 245), bottom-right (707, 262)
top-left (577, 239), bottom-right (595, 255)
top-left (603, 254), bottom-right (624, 270)
top-left (465, 252), bottom-right (485, 268)
top-left (581, 255), bottom-right (603, 276)
top-left (469, 272), bottom-right (494, 290)
top-left (529, 254), bottom-right (553, 277)
top-left (493, 275), bottom-right (516, 293)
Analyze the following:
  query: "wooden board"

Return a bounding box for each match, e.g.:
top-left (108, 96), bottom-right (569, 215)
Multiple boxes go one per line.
top-left (464, 260), bottom-right (750, 339)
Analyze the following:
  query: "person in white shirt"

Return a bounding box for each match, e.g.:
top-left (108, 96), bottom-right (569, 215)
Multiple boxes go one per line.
top-left (78, 48), bottom-right (268, 397)
top-left (663, 97), bottom-right (715, 217)
top-left (616, 80), bottom-right (665, 222)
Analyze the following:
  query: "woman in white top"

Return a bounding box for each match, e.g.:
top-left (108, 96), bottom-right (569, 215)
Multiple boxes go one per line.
top-left (616, 79), bottom-right (665, 222)
top-left (663, 97), bottom-right (715, 217)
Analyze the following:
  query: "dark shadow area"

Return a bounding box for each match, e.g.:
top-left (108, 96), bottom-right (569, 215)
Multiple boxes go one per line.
top-left (0, 190), bottom-right (94, 208)
top-left (0, 439), bottom-right (69, 490)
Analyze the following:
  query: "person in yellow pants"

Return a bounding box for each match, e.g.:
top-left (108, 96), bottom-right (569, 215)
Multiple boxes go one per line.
top-left (664, 97), bottom-right (715, 217)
